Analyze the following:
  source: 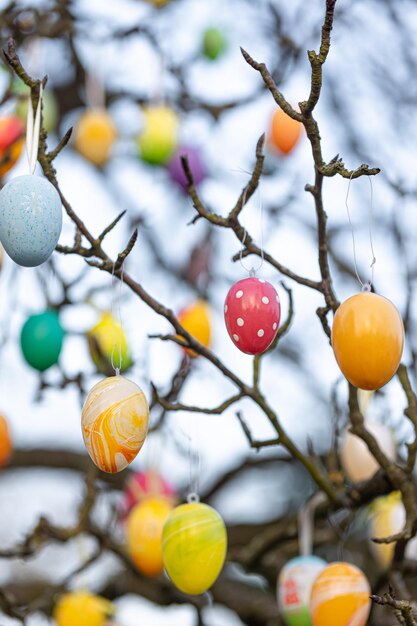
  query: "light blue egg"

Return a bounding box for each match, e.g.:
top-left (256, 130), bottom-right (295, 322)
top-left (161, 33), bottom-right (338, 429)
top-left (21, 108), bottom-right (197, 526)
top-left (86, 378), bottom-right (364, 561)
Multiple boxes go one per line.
top-left (0, 175), bottom-right (62, 267)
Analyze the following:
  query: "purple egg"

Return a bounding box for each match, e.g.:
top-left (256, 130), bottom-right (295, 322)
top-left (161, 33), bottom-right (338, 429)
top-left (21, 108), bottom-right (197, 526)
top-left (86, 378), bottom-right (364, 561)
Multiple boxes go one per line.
top-left (168, 145), bottom-right (206, 191)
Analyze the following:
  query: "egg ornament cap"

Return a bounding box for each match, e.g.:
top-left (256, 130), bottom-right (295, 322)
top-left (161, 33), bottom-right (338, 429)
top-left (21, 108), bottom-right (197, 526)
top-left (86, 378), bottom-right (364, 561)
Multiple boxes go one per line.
top-left (162, 501), bottom-right (227, 595)
top-left (81, 375), bottom-right (149, 473)
top-left (331, 291), bottom-right (404, 390)
top-left (278, 556), bottom-right (327, 626)
top-left (310, 562), bottom-right (371, 626)
top-left (224, 277), bottom-right (281, 354)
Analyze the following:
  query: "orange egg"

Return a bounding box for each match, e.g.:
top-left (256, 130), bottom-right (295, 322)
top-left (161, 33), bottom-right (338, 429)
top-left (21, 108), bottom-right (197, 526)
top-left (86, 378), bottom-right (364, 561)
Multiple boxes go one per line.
top-left (331, 292), bottom-right (404, 390)
top-left (310, 562), bottom-right (371, 626)
top-left (126, 496), bottom-right (173, 576)
top-left (0, 414), bottom-right (12, 468)
top-left (269, 108), bottom-right (302, 155)
top-left (177, 300), bottom-right (211, 357)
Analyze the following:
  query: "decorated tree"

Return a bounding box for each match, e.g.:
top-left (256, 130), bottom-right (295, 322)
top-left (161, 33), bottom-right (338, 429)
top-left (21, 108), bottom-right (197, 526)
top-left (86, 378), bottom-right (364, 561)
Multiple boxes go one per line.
top-left (1, 0), bottom-right (417, 625)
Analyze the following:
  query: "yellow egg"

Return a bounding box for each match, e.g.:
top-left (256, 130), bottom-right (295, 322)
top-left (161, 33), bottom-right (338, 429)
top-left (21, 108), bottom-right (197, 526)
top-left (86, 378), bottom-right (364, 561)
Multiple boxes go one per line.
top-left (162, 502), bottom-right (227, 595)
top-left (87, 312), bottom-right (133, 376)
top-left (53, 591), bottom-right (114, 626)
top-left (126, 496), bottom-right (173, 576)
top-left (177, 300), bottom-right (211, 357)
top-left (81, 376), bottom-right (149, 473)
top-left (74, 109), bottom-right (117, 166)
top-left (340, 420), bottom-right (396, 483)
top-left (138, 105), bottom-right (178, 165)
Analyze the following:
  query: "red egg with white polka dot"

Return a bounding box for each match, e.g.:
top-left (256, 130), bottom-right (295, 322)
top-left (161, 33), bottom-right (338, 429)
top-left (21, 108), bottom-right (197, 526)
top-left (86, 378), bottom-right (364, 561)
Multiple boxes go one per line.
top-left (224, 277), bottom-right (281, 355)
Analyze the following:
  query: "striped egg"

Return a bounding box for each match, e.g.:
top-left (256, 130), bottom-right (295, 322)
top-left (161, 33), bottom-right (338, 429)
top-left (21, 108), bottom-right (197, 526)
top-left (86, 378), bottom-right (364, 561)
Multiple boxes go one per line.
top-left (81, 376), bottom-right (149, 473)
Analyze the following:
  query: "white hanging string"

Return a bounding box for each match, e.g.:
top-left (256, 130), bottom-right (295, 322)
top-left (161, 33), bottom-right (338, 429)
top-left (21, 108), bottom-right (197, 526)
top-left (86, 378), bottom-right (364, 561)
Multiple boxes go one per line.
top-left (26, 82), bottom-right (43, 175)
top-left (298, 492), bottom-right (327, 556)
top-left (85, 72), bottom-right (105, 110)
top-left (110, 261), bottom-right (124, 376)
top-left (345, 174), bottom-right (376, 291)
top-left (238, 182), bottom-right (265, 277)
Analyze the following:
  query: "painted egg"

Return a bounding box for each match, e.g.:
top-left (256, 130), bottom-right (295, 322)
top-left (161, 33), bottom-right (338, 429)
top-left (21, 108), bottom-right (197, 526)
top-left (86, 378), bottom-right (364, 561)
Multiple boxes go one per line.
top-left (145, 0), bottom-right (170, 6)
top-left (269, 108), bottom-right (302, 156)
top-left (20, 309), bottom-right (64, 371)
top-left (168, 145), bottom-right (206, 192)
top-left (0, 115), bottom-right (24, 177)
top-left (121, 469), bottom-right (176, 518)
top-left (126, 496), bottom-right (173, 576)
top-left (162, 502), bottom-right (227, 595)
top-left (0, 175), bottom-right (62, 267)
top-left (53, 591), bottom-right (114, 626)
top-left (340, 420), bottom-right (396, 483)
top-left (331, 292), bottom-right (404, 390)
top-left (278, 556), bottom-right (327, 626)
top-left (224, 277), bottom-right (281, 355)
top-left (202, 27), bottom-right (227, 60)
top-left (310, 562), bottom-right (371, 626)
top-left (81, 376), bottom-right (149, 473)
top-left (138, 105), bottom-right (178, 165)
top-left (87, 312), bottom-right (133, 377)
top-left (177, 300), bottom-right (211, 357)
top-left (368, 491), bottom-right (417, 567)
top-left (74, 108), bottom-right (117, 166)
top-left (0, 414), bottom-right (12, 468)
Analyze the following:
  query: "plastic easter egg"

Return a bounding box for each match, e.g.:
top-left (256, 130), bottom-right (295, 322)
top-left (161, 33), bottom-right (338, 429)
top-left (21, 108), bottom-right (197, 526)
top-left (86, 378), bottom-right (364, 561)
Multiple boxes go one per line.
top-left (278, 556), bottom-right (326, 626)
top-left (177, 300), bottom-right (211, 357)
top-left (0, 115), bottom-right (24, 177)
top-left (87, 312), bottom-right (133, 377)
top-left (122, 469), bottom-right (176, 518)
top-left (340, 419), bottom-right (396, 483)
top-left (74, 108), bottom-right (117, 166)
top-left (168, 145), bottom-right (206, 192)
top-left (145, 0), bottom-right (170, 6)
top-left (0, 174), bottom-right (62, 267)
top-left (368, 491), bottom-right (417, 567)
top-left (53, 591), bottom-right (114, 626)
top-left (202, 28), bottom-right (227, 60)
top-left (310, 562), bottom-right (371, 626)
top-left (162, 502), bottom-right (227, 595)
top-left (332, 292), bottom-right (404, 390)
top-left (138, 106), bottom-right (178, 165)
top-left (20, 309), bottom-right (64, 371)
top-left (81, 376), bottom-right (149, 473)
top-left (269, 108), bottom-right (302, 155)
top-left (126, 496), bottom-right (173, 576)
top-left (0, 414), bottom-right (12, 468)
top-left (224, 277), bottom-right (281, 355)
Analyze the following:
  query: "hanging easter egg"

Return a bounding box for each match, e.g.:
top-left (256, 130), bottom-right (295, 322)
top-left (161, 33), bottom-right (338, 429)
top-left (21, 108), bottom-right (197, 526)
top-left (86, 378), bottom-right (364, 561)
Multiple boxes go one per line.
top-left (53, 591), bottom-right (114, 626)
top-left (168, 145), bottom-right (206, 192)
top-left (121, 469), bottom-right (176, 518)
top-left (145, 0), bottom-right (170, 6)
top-left (74, 108), bottom-right (117, 166)
top-left (127, 496), bottom-right (173, 576)
top-left (332, 292), bottom-right (404, 390)
top-left (0, 175), bottom-right (62, 267)
top-left (269, 108), bottom-right (302, 156)
top-left (0, 414), bottom-right (12, 468)
top-left (137, 105), bottom-right (178, 165)
top-left (340, 419), bottom-right (396, 483)
top-left (81, 376), bottom-right (149, 473)
top-left (0, 115), bottom-right (24, 177)
top-left (87, 312), bottom-right (133, 377)
top-left (177, 299), bottom-right (211, 357)
top-left (162, 502), bottom-right (227, 595)
top-left (13, 81), bottom-right (58, 133)
top-left (224, 277), bottom-right (281, 355)
top-left (368, 491), bottom-right (417, 567)
top-left (202, 27), bottom-right (227, 60)
top-left (278, 556), bottom-right (327, 626)
top-left (20, 309), bottom-right (64, 371)
top-left (310, 562), bottom-right (371, 626)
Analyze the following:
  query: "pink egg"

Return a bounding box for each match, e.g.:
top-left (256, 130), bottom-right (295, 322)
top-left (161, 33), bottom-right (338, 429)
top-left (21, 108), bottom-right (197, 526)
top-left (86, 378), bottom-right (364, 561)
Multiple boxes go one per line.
top-left (121, 469), bottom-right (176, 519)
top-left (224, 277), bottom-right (281, 355)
